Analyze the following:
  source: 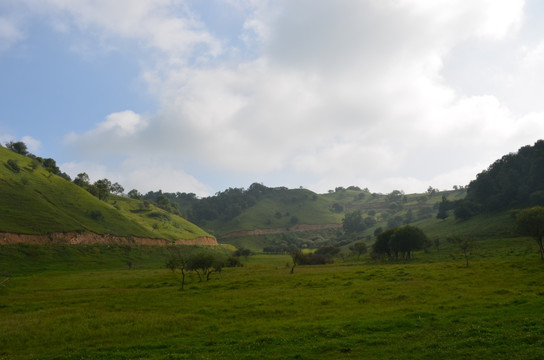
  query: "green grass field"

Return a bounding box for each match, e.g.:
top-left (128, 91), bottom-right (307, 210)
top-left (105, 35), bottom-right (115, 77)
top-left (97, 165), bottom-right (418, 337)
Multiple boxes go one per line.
top-left (1, 237), bottom-right (543, 359)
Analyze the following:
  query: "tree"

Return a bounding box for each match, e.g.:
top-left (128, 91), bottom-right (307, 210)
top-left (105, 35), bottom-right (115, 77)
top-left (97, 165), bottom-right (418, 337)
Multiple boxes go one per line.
top-left (437, 196), bottom-right (452, 220)
top-left (453, 200), bottom-right (480, 220)
top-left (187, 252), bottom-right (219, 281)
top-left (110, 182), bottom-right (124, 195)
top-left (93, 179), bottom-right (112, 200)
top-left (5, 141), bottom-right (28, 156)
top-left (372, 226), bottom-right (427, 261)
top-left (42, 158), bottom-right (60, 175)
top-left (166, 247), bottom-right (192, 290)
top-left (372, 228), bottom-right (395, 260)
top-left (388, 225), bottom-right (427, 261)
top-left (448, 236), bottom-right (474, 267)
top-left (342, 210), bottom-right (365, 234)
top-left (314, 245), bottom-right (340, 258)
top-left (349, 241), bottom-right (368, 260)
top-left (127, 189), bottom-right (142, 199)
top-left (290, 249), bottom-right (303, 274)
top-left (233, 247), bottom-right (251, 259)
top-left (516, 206), bottom-right (544, 260)
top-left (73, 172), bottom-right (90, 188)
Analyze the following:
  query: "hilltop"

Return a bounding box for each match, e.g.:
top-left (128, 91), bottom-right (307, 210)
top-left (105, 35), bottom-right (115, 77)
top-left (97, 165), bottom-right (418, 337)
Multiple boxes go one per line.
top-left (148, 184), bottom-right (497, 251)
top-left (0, 146), bottom-right (214, 244)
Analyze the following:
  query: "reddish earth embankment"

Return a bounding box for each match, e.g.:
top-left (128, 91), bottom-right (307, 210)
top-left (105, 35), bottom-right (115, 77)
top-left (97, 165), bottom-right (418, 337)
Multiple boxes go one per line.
top-left (221, 223), bottom-right (341, 238)
top-left (0, 232), bottom-right (218, 246)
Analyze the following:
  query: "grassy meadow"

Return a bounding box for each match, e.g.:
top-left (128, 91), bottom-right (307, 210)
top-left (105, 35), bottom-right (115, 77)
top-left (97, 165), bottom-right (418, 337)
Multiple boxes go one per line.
top-left (1, 237), bottom-right (543, 359)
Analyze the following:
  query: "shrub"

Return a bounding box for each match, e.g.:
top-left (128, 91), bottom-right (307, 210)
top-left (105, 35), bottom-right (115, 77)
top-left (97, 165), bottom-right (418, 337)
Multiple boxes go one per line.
top-left (90, 210), bottom-right (104, 220)
top-left (6, 159), bottom-right (20, 173)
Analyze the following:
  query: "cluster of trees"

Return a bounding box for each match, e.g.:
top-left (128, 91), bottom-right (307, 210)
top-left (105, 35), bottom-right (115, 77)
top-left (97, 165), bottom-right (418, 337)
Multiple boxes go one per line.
top-left (144, 183), bottom-right (277, 224)
top-left (371, 225), bottom-right (429, 261)
top-left (72, 173), bottom-right (124, 201)
top-left (441, 140), bottom-right (544, 220)
top-left (290, 245), bottom-right (340, 273)
top-left (166, 248), bottom-right (243, 290)
top-left (342, 210), bottom-right (377, 234)
top-left (4, 141), bottom-right (70, 180)
top-left (516, 206), bottom-right (544, 261)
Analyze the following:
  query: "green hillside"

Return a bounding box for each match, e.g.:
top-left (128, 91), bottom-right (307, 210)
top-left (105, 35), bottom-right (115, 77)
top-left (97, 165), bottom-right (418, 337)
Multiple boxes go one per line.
top-left (0, 147), bottom-right (211, 241)
top-left (200, 187), bottom-right (460, 233)
top-left (187, 183), bottom-right (521, 253)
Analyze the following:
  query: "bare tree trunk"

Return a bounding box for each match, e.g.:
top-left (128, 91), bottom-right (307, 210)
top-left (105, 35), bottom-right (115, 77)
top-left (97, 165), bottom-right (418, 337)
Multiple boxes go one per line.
top-left (538, 237), bottom-right (544, 261)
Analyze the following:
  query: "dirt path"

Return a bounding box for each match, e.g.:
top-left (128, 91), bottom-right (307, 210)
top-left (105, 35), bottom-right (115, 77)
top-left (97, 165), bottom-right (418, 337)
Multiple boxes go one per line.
top-left (221, 223), bottom-right (342, 238)
top-left (0, 231), bottom-right (218, 246)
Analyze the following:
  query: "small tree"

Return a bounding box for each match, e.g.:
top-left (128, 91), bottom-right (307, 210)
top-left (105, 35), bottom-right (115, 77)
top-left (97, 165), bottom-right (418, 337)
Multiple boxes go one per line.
top-left (233, 247), bottom-right (251, 259)
top-left (128, 189), bottom-right (142, 199)
top-left (110, 182), bottom-right (125, 195)
top-left (349, 241), bottom-right (368, 260)
top-left (388, 225), bottom-right (427, 261)
top-left (5, 141), bottom-right (28, 156)
top-left (187, 252), bottom-right (217, 281)
top-left (93, 179), bottom-right (112, 200)
top-left (290, 249), bottom-right (303, 274)
top-left (449, 236), bottom-right (474, 267)
top-left (73, 172), bottom-right (90, 188)
top-left (166, 247), bottom-right (191, 290)
top-left (516, 206), bottom-right (544, 260)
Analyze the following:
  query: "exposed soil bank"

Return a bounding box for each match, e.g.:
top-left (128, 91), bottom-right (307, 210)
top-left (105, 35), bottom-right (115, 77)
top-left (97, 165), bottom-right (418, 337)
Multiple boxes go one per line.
top-left (0, 232), bottom-right (218, 246)
top-left (221, 223), bottom-right (342, 238)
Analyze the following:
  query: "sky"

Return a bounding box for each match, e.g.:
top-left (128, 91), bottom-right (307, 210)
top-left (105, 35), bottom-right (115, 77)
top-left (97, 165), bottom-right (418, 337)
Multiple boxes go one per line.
top-left (1, 0), bottom-right (544, 197)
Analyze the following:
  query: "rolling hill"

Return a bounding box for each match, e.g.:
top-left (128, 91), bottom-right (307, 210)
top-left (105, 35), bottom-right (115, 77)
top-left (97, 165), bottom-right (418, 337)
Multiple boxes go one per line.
top-left (0, 146), bottom-right (214, 244)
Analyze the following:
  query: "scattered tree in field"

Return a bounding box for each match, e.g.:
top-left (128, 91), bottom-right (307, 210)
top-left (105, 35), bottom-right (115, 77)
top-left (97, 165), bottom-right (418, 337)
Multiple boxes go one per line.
top-left (187, 252), bottom-right (220, 281)
top-left (5, 141), bottom-right (28, 156)
top-left (167, 249), bottom-right (238, 289)
top-left (233, 247), bottom-right (251, 259)
top-left (516, 206), bottom-right (544, 260)
top-left (166, 247), bottom-right (192, 290)
top-left (388, 225), bottom-right (427, 260)
top-left (314, 245), bottom-right (340, 258)
top-left (448, 236), bottom-right (474, 267)
top-left (372, 228), bottom-right (395, 259)
top-left (290, 249), bottom-right (303, 274)
top-left (289, 248), bottom-right (332, 273)
top-left (349, 241), bottom-right (368, 260)
top-left (371, 226), bottom-right (428, 261)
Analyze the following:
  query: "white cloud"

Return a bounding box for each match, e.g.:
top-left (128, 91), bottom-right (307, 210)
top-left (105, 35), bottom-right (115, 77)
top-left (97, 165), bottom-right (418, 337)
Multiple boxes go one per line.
top-left (13, 0), bottom-right (544, 195)
top-left (61, 159), bottom-right (211, 196)
top-left (0, 17), bottom-right (24, 52)
top-left (21, 136), bottom-right (41, 153)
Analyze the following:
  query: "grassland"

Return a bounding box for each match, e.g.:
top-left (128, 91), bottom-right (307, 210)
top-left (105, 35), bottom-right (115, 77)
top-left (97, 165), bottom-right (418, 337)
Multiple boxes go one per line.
top-left (0, 147), bottom-right (210, 241)
top-left (1, 236), bottom-right (543, 359)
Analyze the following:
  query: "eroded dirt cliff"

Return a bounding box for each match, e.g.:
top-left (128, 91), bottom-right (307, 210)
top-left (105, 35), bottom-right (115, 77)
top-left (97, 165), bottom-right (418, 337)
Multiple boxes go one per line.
top-left (0, 232), bottom-right (218, 246)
